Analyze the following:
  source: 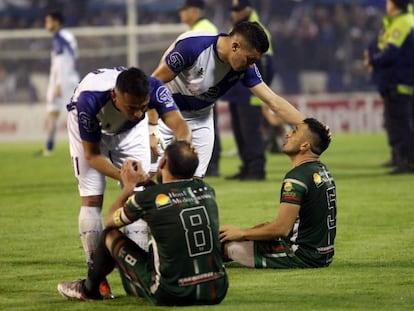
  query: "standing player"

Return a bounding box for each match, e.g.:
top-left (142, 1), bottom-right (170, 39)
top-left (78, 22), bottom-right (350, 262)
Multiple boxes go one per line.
top-left (58, 141), bottom-right (228, 305)
top-left (150, 21), bottom-right (305, 178)
top-left (224, 0), bottom-right (275, 181)
top-left (220, 118), bottom-right (336, 269)
top-left (38, 11), bottom-right (79, 156)
top-left (177, 0), bottom-right (222, 177)
top-left (67, 67), bottom-right (190, 296)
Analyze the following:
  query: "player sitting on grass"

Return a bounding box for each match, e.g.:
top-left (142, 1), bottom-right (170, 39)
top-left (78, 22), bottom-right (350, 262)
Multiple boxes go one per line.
top-left (57, 140), bottom-right (228, 305)
top-left (220, 118), bottom-right (336, 268)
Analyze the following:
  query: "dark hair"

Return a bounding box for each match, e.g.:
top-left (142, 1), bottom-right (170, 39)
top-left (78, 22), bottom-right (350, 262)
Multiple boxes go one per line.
top-left (165, 141), bottom-right (199, 179)
top-left (303, 118), bottom-right (331, 155)
top-left (47, 10), bottom-right (65, 24)
top-left (115, 67), bottom-right (149, 98)
top-left (391, 0), bottom-right (410, 11)
top-left (229, 21), bottom-right (269, 54)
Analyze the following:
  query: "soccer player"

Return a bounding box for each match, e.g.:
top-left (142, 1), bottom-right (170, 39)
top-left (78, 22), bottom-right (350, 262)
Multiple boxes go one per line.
top-left (38, 11), bottom-right (79, 156)
top-left (224, 0), bottom-right (275, 181)
top-left (150, 21), bottom-right (305, 178)
top-left (220, 118), bottom-right (336, 268)
top-left (66, 67), bottom-right (190, 296)
top-left (58, 141), bottom-right (228, 305)
top-left (178, 0), bottom-right (222, 177)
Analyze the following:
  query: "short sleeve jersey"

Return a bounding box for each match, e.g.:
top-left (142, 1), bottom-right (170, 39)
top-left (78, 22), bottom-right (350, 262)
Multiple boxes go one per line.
top-left (49, 29), bottom-right (79, 87)
top-left (163, 31), bottom-right (263, 111)
top-left (122, 179), bottom-right (227, 299)
top-left (280, 161), bottom-right (337, 267)
top-left (67, 67), bottom-right (179, 142)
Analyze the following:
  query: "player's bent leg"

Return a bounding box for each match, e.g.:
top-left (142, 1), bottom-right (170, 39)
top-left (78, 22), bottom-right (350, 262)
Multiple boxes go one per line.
top-left (123, 219), bottom-right (149, 251)
top-left (253, 240), bottom-right (311, 269)
top-left (108, 232), bottom-right (157, 304)
top-left (79, 195), bottom-right (104, 266)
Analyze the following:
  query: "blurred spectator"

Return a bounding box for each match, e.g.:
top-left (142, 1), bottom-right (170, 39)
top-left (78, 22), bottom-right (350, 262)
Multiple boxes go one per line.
top-left (0, 65), bottom-right (17, 102)
top-left (0, 0), bottom-right (388, 104)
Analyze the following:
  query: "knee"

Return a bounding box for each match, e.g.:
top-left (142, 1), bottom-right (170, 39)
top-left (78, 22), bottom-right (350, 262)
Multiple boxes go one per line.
top-left (81, 195), bottom-right (104, 207)
top-left (102, 228), bottom-right (123, 251)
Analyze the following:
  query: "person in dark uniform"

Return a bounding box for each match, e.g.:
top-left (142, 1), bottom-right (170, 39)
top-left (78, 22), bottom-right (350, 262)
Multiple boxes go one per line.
top-left (220, 118), bottom-right (336, 268)
top-left (224, 0), bottom-right (275, 181)
top-left (57, 140), bottom-right (228, 306)
top-left (364, 0), bottom-right (414, 174)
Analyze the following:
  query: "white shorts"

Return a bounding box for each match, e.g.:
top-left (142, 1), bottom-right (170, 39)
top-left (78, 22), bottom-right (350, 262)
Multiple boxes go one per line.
top-left (67, 109), bottom-right (151, 197)
top-left (155, 106), bottom-right (214, 178)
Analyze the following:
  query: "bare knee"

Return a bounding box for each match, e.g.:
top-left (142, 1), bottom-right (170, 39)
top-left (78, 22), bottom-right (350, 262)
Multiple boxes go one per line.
top-left (81, 195), bottom-right (104, 207)
top-left (104, 228), bottom-right (123, 250)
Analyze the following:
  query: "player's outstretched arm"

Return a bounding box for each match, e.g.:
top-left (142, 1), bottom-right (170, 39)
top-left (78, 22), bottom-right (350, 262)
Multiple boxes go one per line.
top-left (161, 110), bottom-right (192, 143)
top-left (220, 202), bottom-right (300, 242)
top-left (250, 82), bottom-right (305, 126)
top-left (152, 60), bottom-right (178, 84)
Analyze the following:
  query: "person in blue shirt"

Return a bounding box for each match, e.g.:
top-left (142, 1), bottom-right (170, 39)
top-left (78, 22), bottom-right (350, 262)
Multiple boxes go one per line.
top-left (150, 21), bottom-right (305, 179)
top-left (66, 66), bottom-right (190, 297)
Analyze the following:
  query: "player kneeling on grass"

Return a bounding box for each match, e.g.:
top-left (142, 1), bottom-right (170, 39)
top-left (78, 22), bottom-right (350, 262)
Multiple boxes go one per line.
top-left (58, 141), bottom-right (228, 306)
top-left (220, 118), bottom-right (336, 268)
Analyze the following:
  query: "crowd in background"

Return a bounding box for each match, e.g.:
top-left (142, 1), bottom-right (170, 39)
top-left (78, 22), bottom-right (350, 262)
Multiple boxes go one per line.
top-left (0, 0), bottom-right (386, 103)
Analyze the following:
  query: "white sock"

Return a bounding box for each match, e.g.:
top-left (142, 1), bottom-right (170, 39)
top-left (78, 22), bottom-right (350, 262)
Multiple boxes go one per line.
top-left (124, 219), bottom-right (149, 251)
top-left (78, 206), bottom-right (103, 266)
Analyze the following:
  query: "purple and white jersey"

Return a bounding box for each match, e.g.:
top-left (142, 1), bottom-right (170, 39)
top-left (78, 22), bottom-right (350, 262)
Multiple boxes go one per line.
top-left (67, 67), bottom-right (178, 142)
top-left (164, 31), bottom-right (263, 111)
top-left (49, 29), bottom-right (79, 83)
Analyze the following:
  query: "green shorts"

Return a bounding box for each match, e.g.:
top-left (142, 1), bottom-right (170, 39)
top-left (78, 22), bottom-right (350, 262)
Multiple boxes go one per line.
top-left (227, 239), bottom-right (312, 269)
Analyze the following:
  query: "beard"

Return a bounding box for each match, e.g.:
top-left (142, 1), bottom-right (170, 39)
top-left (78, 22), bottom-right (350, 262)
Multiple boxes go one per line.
top-left (282, 145), bottom-right (300, 157)
top-left (156, 171), bottom-right (163, 184)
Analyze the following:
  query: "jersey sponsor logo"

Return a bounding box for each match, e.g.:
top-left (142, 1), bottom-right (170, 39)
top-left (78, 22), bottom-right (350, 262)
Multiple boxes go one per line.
top-left (168, 52), bottom-right (185, 71)
top-left (79, 112), bottom-right (98, 132)
top-left (283, 181), bottom-right (293, 192)
top-left (156, 85), bottom-right (174, 108)
top-left (155, 193), bottom-right (172, 209)
top-left (313, 173), bottom-right (322, 186)
top-left (178, 271), bottom-right (225, 286)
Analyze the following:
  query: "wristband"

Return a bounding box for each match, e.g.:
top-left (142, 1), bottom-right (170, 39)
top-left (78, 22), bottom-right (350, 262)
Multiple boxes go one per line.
top-left (149, 124), bottom-right (158, 135)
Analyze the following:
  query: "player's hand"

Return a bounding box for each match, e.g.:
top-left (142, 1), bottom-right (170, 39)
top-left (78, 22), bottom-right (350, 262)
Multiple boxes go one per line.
top-left (150, 134), bottom-right (161, 157)
top-left (363, 50), bottom-right (373, 73)
top-left (219, 225), bottom-right (245, 242)
top-left (120, 160), bottom-right (150, 190)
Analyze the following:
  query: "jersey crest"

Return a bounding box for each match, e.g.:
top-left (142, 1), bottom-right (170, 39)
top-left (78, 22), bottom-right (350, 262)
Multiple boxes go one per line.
top-left (156, 85), bottom-right (175, 108)
top-left (168, 52), bottom-right (186, 72)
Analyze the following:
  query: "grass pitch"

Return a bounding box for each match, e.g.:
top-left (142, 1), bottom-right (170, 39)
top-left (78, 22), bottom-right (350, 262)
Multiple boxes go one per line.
top-left (0, 133), bottom-right (413, 310)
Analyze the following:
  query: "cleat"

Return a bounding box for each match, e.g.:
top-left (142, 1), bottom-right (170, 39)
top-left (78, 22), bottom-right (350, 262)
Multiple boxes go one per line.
top-left (99, 279), bottom-right (115, 299)
top-left (57, 279), bottom-right (102, 301)
top-left (34, 149), bottom-right (52, 157)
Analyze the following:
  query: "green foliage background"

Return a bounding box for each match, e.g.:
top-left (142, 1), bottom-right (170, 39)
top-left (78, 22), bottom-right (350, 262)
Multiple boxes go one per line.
top-left (1, 133), bottom-right (413, 310)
